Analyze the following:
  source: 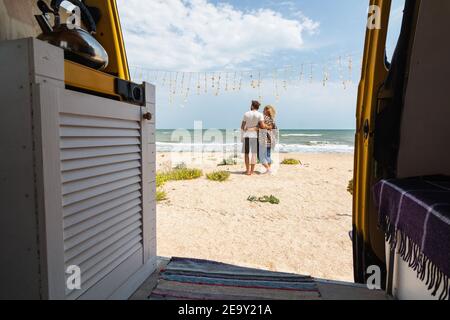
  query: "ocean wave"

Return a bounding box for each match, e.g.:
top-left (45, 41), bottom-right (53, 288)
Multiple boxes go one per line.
top-left (156, 142), bottom-right (354, 153)
top-left (281, 134), bottom-right (323, 137)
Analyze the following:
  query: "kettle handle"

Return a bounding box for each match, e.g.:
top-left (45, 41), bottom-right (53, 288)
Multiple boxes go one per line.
top-left (50, 0), bottom-right (97, 34)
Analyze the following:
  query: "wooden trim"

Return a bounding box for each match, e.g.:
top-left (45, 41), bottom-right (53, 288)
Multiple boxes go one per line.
top-left (141, 106), bottom-right (151, 262)
top-left (141, 83), bottom-right (156, 263)
top-left (33, 84), bottom-right (66, 299)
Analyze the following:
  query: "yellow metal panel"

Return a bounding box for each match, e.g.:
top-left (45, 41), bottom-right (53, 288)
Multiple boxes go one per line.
top-left (85, 0), bottom-right (130, 80)
top-left (353, 0), bottom-right (391, 247)
top-left (64, 60), bottom-right (120, 99)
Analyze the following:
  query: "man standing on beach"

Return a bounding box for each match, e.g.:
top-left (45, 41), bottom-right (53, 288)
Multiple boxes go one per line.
top-left (241, 100), bottom-right (266, 176)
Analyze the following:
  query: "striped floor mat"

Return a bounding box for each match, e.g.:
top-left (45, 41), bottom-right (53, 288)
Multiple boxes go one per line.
top-left (149, 257), bottom-right (321, 300)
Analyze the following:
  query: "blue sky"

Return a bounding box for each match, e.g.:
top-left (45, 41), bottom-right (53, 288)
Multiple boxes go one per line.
top-left (118, 0), bottom-right (405, 129)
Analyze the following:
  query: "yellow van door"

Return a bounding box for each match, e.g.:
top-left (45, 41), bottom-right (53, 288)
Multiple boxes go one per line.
top-left (353, 0), bottom-right (392, 284)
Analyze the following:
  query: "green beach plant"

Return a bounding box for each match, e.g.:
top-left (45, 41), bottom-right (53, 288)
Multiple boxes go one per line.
top-left (217, 158), bottom-right (237, 166)
top-left (168, 168), bottom-right (203, 181)
top-left (206, 171), bottom-right (231, 182)
top-left (281, 158), bottom-right (301, 165)
top-left (156, 189), bottom-right (167, 202)
top-left (155, 167), bottom-right (203, 201)
top-left (247, 195), bottom-right (280, 205)
top-left (156, 173), bottom-right (168, 188)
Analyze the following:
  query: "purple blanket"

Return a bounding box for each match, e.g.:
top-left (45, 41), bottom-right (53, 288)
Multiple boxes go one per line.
top-left (374, 176), bottom-right (450, 300)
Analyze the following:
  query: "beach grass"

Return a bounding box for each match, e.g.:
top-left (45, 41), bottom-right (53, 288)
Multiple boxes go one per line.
top-left (156, 167), bottom-right (203, 201)
top-left (156, 189), bottom-right (168, 202)
top-left (169, 168), bottom-right (203, 181)
top-left (217, 158), bottom-right (238, 166)
top-left (247, 195), bottom-right (280, 205)
top-left (281, 158), bottom-right (301, 165)
top-left (206, 170), bottom-right (231, 182)
top-left (157, 168), bottom-right (203, 187)
top-left (156, 173), bottom-right (168, 188)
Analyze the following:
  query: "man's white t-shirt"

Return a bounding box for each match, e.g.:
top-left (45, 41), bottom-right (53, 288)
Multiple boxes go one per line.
top-left (242, 110), bottom-right (264, 139)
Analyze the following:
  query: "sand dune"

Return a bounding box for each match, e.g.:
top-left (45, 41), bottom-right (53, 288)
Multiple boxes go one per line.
top-left (156, 152), bottom-right (354, 282)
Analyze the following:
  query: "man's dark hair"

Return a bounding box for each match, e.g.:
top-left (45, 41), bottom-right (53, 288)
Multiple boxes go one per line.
top-left (251, 100), bottom-right (261, 110)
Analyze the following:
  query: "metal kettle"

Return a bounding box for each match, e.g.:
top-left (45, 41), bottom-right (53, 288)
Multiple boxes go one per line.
top-left (35, 0), bottom-right (109, 70)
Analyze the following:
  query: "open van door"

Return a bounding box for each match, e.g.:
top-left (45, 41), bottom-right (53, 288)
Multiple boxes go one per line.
top-left (353, 0), bottom-right (393, 284)
top-left (353, 0), bottom-right (420, 287)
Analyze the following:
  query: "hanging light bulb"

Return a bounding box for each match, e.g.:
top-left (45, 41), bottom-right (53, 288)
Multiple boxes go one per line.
top-left (283, 67), bottom-right (288, 90)
top-left (184, 72), bottom-right (192, 103)
top-left (299, 64), bottom-right (304, 83)
top-left (197, 73), bottom-right (201, 95)
top-left (173, 72), bottom-right (179, 96)
top-left (322, 65), bottom-right (329, 87)
top-left (215, 73), bottom-right (221, 96)
top-left (225, 72), bottom-right (229, 91)
top-left (180, 72), bottom-right (185, 97)
top-left (238, 72), bottom-right (243, 91)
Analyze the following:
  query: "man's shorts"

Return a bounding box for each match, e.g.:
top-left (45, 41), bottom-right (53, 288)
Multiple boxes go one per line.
top-left (242, 138), bottom-right (259, 156)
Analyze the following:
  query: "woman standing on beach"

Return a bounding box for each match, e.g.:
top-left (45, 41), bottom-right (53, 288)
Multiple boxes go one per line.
top-left (260, 105), bottom-right (277, 174)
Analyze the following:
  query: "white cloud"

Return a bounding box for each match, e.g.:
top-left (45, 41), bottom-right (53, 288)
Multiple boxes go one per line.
top-left (117, 0), bottom-right (319, 71)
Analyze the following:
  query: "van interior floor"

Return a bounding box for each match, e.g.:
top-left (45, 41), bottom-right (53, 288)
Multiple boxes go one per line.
top-left (130, 257), bottom-right (389, 300)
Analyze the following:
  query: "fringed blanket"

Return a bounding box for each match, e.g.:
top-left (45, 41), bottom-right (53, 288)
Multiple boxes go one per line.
top-left (374, 176), bottom-right (450, 300)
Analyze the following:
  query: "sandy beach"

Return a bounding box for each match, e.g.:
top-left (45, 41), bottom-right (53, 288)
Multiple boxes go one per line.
top-left (156, 152), bottom-right (354, 282)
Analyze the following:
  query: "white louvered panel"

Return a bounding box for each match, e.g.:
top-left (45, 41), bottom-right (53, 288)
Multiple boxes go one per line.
top-left (60, 112), bottom-right (144, 298)
top-left (61, 145), bottom-right (141, 161)
top-left (62, 176), bottom-right (141, 206)
top-left (63, 185), bottom-right (141, 217)
top-left (64, 199), bottom-right (141, 240)
top-left (66, 243), bottom-right (143, 300)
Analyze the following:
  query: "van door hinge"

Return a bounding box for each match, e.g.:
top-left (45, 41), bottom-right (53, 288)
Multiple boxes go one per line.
top-left (363, 119), bottom-right (370, 140)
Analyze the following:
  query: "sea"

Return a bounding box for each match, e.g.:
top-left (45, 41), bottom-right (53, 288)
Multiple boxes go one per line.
top-left (156, 129), bottom-right (355, 154)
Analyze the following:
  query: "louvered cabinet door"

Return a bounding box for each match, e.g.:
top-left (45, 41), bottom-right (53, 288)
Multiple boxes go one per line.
top-left (36, 83), bottom-right (156, 300)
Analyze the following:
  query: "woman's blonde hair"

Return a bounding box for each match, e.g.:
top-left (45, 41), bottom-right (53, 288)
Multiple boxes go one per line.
top-left (264, 105), bottom-right (276, 119)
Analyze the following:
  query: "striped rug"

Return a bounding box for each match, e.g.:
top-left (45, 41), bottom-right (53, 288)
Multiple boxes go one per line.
top-left (149, 257), bottom-right (321, 300)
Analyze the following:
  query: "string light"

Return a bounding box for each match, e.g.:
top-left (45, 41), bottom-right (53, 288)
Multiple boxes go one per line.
top-left (197, 73), bottom-right (201, 95)
top-left (299, 63), bottom-right (304, 83)
top-left (238, 72), bottom-right (243, 91)
top-left (322, 64), bottom-right (329, 87)
top-left (129, 51), bottom-right (361, 104)
top-left (225, 72), bottom-right (229, 91)
top-left (215, 73), bottom-right (221, 96)
top-left (180, 72), bottom-right (185, 97)
top-left (184, 72), bottom-right (192, 103)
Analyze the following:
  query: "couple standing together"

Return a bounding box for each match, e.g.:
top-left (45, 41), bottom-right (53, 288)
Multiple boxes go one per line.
top-left (241, 100), bottom-right (277, 176)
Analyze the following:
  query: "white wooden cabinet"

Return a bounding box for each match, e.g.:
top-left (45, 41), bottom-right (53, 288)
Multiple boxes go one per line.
top-left (0, 38), bottom-right (156, 300)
